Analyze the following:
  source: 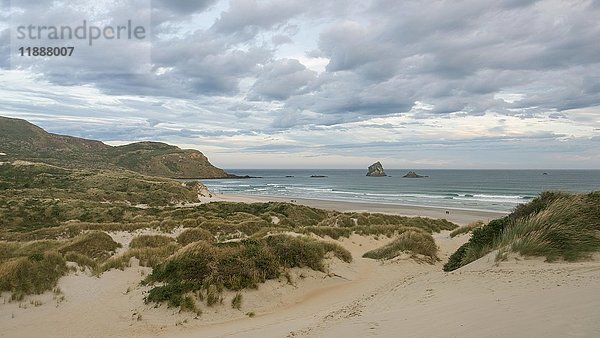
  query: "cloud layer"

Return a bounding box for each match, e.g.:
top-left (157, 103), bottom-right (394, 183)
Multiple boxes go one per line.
top-left (1, 0), bottom-right (599, 168)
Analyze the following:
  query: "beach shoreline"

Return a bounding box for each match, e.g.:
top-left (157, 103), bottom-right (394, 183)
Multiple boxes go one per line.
top-left (204, 193), bottom-right (508, 225)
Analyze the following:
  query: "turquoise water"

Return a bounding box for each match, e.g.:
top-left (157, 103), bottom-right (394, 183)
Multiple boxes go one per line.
top-left (201, 169), bottom-right (600, 212)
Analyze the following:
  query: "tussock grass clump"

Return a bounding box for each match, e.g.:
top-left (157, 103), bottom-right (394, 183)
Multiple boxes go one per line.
top-left (346, 213), bottom-right (456, 232)
top-left (444, 216), bottom-right (511, 271)
top-left (498, 195), bottom-right (600, 261)
top-left (301, 226), bottom-right (352, 239)
top-left (180, 294), bottom-right (199, 313)
top-left (6, 240), bottom-right (63, 258)
top-left (198, 218), bottom-right (271, 237)
top-left (449, 221), bottom-right (484, 238)
top-left (64, 251), bottom-right (98, 270)
top-left (177, 228), bottom-right (215, 245)
top-left (316, 214), bottom-right (355, 228)
top-left (0, 252), bottom-right (68, 298)
top-left (265, 235), bottom-right (352, 270)
top-left (353, 225), bottom-right (429, 237)
top-left (248, 227), bottom-right (292, 239)
top-left (302, 223), bottom-right (449, 241)
top-left (58, 231), bottom-right (120, 262)
top-left (130, 234), bottom-right (175, 249)
top-left (444, 191), bottom-right (600, 272)
top-left (145, 235), bottom-right (352, 310)
top-left (99, 242), bottom-right (180, 273)
top-left (231, 293), bottom-right (242, 310)
top-left (363, 230), bottom-right (438, 263)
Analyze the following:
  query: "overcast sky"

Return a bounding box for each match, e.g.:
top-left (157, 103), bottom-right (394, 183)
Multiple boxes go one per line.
top-left (1, 0), bottom-right (599, 169)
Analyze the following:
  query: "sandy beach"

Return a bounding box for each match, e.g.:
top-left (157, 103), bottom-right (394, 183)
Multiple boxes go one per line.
top-left (206, 193), bottom-right (508, 225)
top-left (1, 195), bottom-right (598, 338)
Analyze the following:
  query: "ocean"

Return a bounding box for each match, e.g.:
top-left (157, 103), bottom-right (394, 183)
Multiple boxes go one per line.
top-left (201, 169), bottom-right (600, 212)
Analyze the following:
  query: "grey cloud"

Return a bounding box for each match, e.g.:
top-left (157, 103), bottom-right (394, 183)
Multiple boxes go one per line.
top-left (249, 59), bottom-right (317, 101)
top-left (271, 34), bottom-right (292, 45)
top-left (211, 0), bottom-right (304, 38)
top-left (155, 0), bottom-right (218, 14)
top-left (2, 0), bottom-right (600, 170)
top-left (297, 0), bottom-right (600, 122)
top-left (0, 28), bottom-right (9, 69)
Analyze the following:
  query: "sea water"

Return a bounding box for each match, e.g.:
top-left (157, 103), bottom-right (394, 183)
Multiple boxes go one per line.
top-left (201, 169), bottom-right (600, 212)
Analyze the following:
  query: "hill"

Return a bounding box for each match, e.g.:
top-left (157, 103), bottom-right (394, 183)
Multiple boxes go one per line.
top-left (0, 116), bottom-right (229, 179)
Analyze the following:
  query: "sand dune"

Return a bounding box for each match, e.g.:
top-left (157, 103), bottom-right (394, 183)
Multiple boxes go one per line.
top-left (1, 198), bottom-right (599, 337)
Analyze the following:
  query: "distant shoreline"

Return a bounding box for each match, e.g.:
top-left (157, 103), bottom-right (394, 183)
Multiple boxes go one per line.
top-left (206, 193), bottom-right (508, 225)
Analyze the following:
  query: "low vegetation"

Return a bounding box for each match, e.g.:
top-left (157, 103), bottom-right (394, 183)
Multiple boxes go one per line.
top-left (449, 221), bottom-right (484, 238)
top-left (0, 160), bottom-right (461, 308)
top-left (363, 229), bottom-right (439, 263)
top-left (177, 228), bottom-right (215, 245)
top-left (58, 231), bottom-right (120, 261)
top-left (0, 252), bottom-right (68, 301)
top-left (129, 235), bottom-right (175, 249)
top-left (444, 191), bottom-right (600, 271)
top-left (144, 235), bottom-right (352, 308)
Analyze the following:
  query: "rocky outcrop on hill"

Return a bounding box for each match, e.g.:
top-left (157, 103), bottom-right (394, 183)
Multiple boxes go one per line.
top-left (403, 171), bottom-right (428, 178)
top-left (366, 161), bottom-right (387, 176)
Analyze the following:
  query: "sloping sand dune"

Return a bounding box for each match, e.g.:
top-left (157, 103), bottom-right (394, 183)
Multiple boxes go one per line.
top-left (1, 224), bottom-right (599, 337)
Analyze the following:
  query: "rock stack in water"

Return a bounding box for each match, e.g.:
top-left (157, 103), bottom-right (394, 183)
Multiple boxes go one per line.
top-left (403, 171), bottom-right (428, 178)
top-left (366, 161), bottom-right (387, 176)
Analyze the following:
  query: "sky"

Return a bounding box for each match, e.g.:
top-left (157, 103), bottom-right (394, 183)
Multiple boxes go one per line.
top-left (1, 0), bottom-right (599, 169)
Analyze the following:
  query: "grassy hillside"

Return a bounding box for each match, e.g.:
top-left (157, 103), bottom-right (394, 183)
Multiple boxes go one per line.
top-left (0, 116), bottom-right (228, 178)
top-left (444, 191), bottom-right (600, 271)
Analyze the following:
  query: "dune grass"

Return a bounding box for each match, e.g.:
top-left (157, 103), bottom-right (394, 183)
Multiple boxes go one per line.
top-left (231, 293), bottom-right (242, 310)
top-left (362, 229), bottom-right (439, 263)
top-left (0, 252), bottom-right (68, 300)
top-left (497, 194), bottom-right (600, 261)
top-left (449, 221), bottom-right (484, 238)
top-left (64, 251), bottom-right (98, 270)
top-left (177, 228), bottom-right (215, 245)
top-left (98, 242), bottom-right (181, 273)
top-left (58, 231), bottom-right (120, 262)
top-left (129, 234), bottom-right (175, 249)
top-left (444, 191), bottom-right (600, 271)
top-left (1, 160), bottom-right (464, 302)
top-left (145, 235), bottom-right (351, 310)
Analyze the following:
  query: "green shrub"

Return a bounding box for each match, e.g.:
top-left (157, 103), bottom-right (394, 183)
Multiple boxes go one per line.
top-left (443, 243), bottom-right (468, 272)
top-left (443, 217), bottom-right (509, 271)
